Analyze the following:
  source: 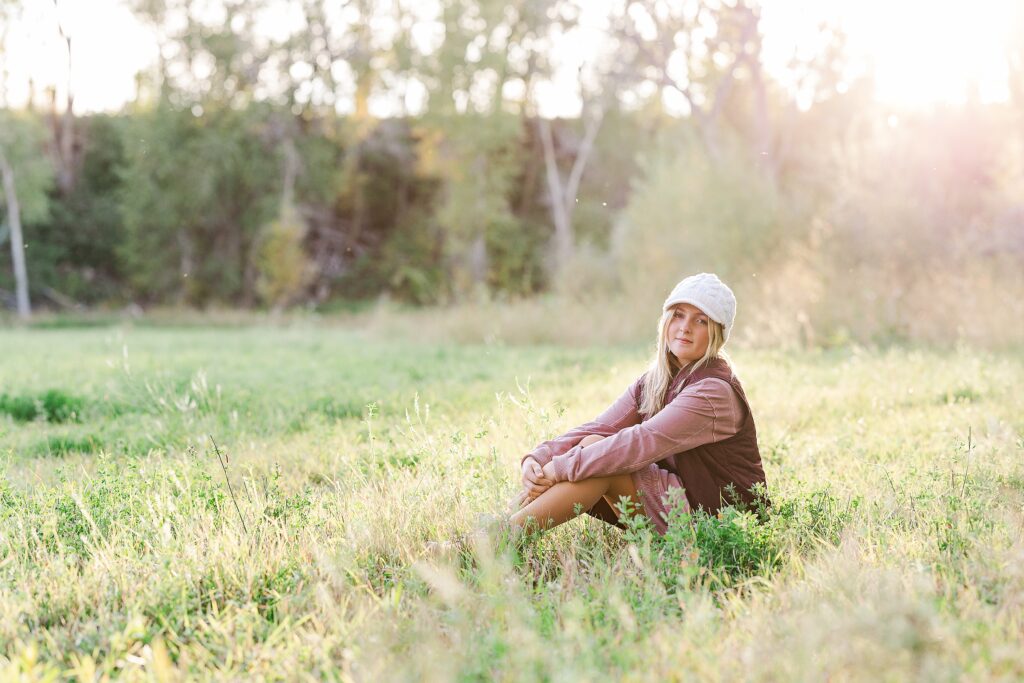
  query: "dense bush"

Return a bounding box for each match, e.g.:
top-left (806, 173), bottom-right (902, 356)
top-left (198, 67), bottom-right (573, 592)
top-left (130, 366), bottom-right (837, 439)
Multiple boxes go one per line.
top-left (0, 390), bottom-right (85, 423)
top-left (621, 485), bottom-right (857, 589)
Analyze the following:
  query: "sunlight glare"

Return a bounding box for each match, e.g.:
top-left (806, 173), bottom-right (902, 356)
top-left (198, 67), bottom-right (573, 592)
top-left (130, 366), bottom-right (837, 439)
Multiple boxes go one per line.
top-left (0, 0), bottom-right (1019, 114)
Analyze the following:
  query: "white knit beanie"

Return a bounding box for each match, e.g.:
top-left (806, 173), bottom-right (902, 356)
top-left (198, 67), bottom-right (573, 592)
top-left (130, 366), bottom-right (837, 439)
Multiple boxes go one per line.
top-left (662, 273), bottom-right (737, 341)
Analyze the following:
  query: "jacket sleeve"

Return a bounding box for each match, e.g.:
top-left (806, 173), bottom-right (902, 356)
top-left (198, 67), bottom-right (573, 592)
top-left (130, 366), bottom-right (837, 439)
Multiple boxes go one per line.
top-left (523, 375), bottom-right (644, 467)
top-left (546, 378), bottom-right (743, 482)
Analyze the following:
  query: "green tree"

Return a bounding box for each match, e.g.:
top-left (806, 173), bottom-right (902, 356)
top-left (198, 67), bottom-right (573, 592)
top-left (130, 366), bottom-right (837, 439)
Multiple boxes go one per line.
top-left (414, 0), bottom-right (561, 299)
top-left (256, 202), bottom-right (311, 308)
top-left (121, 0), bottom-right (287, 305)
top-left (24, 115), bottom-right (126, 305)
top-left (118, 104), bottom-right (279, 305)
top-left (612, 0), bottom-right (763, 163)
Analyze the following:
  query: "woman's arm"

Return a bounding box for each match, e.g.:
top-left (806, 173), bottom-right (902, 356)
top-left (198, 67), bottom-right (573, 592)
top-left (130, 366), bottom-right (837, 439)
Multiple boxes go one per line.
top-left (522, 375), bottom-right (644, 467)
top-left (544, 378), bottom-right (744, 482)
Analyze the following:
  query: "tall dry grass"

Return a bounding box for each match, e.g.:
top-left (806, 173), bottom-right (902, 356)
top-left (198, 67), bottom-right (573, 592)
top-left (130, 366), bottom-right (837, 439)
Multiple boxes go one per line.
top-left (2, 331), bottom-right (1023, 680)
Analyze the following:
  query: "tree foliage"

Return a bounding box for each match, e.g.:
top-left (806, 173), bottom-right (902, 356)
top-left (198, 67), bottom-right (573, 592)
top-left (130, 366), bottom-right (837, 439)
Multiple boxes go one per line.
top-left (0, 0), bottom-right (1021, 333)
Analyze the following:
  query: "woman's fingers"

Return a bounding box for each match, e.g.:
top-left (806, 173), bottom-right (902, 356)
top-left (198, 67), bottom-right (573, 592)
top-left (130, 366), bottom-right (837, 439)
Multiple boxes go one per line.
top-left (541, 462), bottom-right (556, 482)
top-left (519, 457), bottom-right (554, 501)
top-left (520, 487), bottom-right (547, 508)
top-left (526, 473), bottom-right (553, 489)
top-left (523, 479), bottom-right (550, 498)
top-left (521, 471), bottom-right (538, 489)
top-left (522, 466), bottom-right (552, 489)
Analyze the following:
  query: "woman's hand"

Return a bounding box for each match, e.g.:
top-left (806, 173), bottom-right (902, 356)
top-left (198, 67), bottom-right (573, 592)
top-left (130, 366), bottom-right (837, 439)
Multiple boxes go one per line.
top-left (521, 456), bottom-right (554, 499)
top-left (541, 461), bottom-right (556, 482)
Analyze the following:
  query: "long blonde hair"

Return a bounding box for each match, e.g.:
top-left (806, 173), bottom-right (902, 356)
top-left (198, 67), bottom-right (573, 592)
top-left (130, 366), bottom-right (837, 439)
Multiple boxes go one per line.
top-left (638, 308), bottom-right (728, 418)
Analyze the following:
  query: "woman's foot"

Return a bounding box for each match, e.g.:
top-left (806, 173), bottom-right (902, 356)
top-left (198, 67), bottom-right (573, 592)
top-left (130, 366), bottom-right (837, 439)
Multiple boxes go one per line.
top-left (423, 513), bottom-right (521, 560)
top-left (507, 490), bottom-right (530, 512)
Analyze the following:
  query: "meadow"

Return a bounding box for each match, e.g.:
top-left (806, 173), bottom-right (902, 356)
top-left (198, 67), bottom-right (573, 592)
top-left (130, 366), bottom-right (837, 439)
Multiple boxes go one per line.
top-left (1, 325), bottom-right (1023, 681)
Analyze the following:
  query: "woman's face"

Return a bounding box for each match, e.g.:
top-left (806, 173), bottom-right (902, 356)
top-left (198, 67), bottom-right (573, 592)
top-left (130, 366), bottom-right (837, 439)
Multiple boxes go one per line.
top-left (666, 303), bottom-right (711, 364)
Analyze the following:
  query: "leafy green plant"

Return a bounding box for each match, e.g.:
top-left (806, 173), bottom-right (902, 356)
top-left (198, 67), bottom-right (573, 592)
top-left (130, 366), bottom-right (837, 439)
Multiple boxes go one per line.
top-left (621, 486), bottom-right (857, 590)
top-left (0, 390), bottom-right (85, 423)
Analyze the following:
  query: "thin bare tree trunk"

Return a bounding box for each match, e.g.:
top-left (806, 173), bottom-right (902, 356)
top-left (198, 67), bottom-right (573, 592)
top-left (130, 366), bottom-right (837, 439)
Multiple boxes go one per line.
top-left (468, 154), bottom-right (489, 291)
top-left (52, 0), bottom-right (75, 195)
top-left (176, 228), bottom-right (194, 304)
top-left (0, 146), bottom-right (31, 318)
top-left (468, 233), bottom-right (488, 291)
top-left (538, 111), bottom-right (603, 272)
top-left (538, 118), bottom-right (572, 270)
top-left (281, 136), bottom-right (300, 211)
top-left (740, 5), bottom-right (775, 183)
top-left (564, 112), bottom-right (603, 212)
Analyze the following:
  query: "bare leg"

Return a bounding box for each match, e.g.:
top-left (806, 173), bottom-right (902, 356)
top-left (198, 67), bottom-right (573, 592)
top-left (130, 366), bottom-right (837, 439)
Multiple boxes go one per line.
top-left (509, 472), bottom-right (640, 531)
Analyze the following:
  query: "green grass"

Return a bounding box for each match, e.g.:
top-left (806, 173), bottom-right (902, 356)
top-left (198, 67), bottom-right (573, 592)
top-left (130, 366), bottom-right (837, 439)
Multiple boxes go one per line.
top-left (1, 327), bottom-right (1023, 680)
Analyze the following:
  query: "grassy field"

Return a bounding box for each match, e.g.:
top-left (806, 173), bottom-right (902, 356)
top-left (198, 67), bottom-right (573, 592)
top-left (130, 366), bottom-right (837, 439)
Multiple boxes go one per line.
top-left (1, 326), bottom-right (1023, 681)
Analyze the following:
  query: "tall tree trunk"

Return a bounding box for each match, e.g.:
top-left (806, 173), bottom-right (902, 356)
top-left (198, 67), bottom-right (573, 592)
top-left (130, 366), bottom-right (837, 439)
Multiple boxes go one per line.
top-left (52, 1), bottom-right (76, 196)
top-left (538, 111), bottom-right (603, 273)
top-left (1009, 29), bottom-right (1024, 131)
top-left (0, 146), bottom-right (31, 318)
top-left (469, 154), bottom-right (489, 291)
top-left (176, 228), bottom-right (194, 305)
top-left (742, 6), bottom-right (775, 183)
top-left (468, 233), bottom-right (488, 291)
top-left (538, 119), bottom-right (573, 271)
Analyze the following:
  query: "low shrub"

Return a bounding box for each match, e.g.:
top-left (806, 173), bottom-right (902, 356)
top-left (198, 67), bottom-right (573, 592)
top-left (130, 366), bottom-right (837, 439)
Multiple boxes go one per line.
top-left (621, 486), bottom-right (857, 590)
top-left (0, 390), bottom-right (85, 423)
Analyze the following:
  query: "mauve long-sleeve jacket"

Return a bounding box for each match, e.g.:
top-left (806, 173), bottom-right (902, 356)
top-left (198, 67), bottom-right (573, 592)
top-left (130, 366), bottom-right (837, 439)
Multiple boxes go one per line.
top-left (525, 371), bottom-right (744, 483)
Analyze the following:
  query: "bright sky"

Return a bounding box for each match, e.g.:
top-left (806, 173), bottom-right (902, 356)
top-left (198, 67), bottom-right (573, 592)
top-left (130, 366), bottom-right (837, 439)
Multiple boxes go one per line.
top-left (0, 0), bottom-right (1018, 116)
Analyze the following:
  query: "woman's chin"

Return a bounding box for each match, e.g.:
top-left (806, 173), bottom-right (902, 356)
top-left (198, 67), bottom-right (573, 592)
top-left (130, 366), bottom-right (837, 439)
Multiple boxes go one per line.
top-left (672, 347), bottom-right (705, 365)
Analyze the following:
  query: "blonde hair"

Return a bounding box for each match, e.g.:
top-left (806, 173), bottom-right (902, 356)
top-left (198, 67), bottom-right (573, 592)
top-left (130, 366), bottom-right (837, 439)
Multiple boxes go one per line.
top-left (638, 308), bottom-right (728, 418)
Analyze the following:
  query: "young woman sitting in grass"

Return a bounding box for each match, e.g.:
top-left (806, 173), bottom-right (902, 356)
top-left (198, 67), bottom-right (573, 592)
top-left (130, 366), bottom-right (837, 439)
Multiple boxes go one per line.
top-left (509, 273), bottom-right (769, 534)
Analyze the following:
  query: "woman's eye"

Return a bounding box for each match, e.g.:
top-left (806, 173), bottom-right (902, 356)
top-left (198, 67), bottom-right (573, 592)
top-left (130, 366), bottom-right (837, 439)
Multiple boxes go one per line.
top-left (699, 318), bottom-right (707, 325)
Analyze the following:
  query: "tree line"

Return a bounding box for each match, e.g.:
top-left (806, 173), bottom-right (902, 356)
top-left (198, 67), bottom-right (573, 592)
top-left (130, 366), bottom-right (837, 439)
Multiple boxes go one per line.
top-left (2, 0), bottom-right (1023, 332)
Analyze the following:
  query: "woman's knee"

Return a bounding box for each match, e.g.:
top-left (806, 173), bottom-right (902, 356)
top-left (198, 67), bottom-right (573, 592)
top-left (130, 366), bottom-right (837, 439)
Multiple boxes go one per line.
top-left (601, 473), bottom-right (639, 501)
top-left (579, 434), bottom-right (605, 448)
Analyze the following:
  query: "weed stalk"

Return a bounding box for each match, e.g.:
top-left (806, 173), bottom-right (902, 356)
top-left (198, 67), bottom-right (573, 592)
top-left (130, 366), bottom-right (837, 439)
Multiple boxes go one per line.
top-left (211, 434), bottom-right (249, 535)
